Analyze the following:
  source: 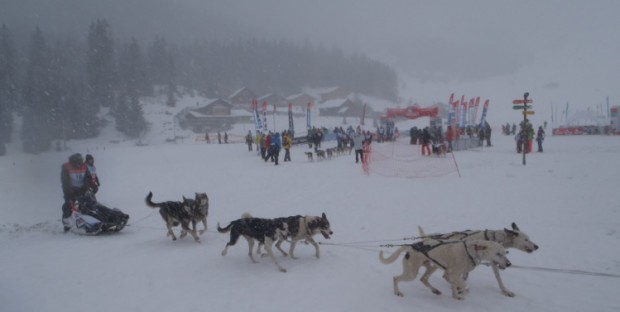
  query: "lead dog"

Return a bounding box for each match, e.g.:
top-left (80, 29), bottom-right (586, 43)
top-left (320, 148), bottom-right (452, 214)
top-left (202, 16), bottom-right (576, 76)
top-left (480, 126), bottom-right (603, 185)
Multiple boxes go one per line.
top-left (185, 192), bottom-right (209, 235)
top-left (258, 213), bottom-right (333, 259)
top-left (418, 222), bottom-right (538, 297)
top-left (217, 213), bottom-right (290, 272)
top-left (145, 191), bottom-right (201, 242)
top-left (380, 239), bottom-right (511, 300)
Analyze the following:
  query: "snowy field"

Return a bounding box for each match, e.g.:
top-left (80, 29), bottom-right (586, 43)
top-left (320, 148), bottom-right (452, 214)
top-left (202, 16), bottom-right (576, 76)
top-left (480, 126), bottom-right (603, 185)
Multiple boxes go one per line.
top-left (1, 120), bottom-right (620, 312)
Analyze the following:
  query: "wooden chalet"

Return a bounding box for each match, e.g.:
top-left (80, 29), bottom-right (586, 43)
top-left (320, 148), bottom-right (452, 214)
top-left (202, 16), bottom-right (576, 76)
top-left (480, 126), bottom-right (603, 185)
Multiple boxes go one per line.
top-left (318, 87), bottom-right (351, 103)
top-left (228, 87), bottom-right (256, 110)
top-left (176, 98), bottom-right (251, 132)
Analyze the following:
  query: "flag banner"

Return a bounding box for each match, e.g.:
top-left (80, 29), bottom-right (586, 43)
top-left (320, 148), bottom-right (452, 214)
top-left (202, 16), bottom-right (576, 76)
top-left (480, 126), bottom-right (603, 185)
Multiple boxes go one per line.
top-left (306, 102), bottom-right (312, 129)
top-left (262, 101), bottom-right (268, 132)
top-left (253, 99), bottom-right (263, 132)
top-left (479, 99), bottom-right (490, 127)
top-left (460, 96), bottom-right (468, 128)
top-left (361, 103), bottom-right (367, 125)
top-left (472, 97), bottom-right (481, 125)
top-left (468, 98), bottom-right (475, 126)
top-left (288, 103), bottom-right (294, 135)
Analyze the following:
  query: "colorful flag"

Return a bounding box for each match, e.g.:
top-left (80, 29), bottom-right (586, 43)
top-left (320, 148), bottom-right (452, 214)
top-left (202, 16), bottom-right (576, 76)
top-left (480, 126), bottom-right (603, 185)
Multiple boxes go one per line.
top-left (306, 102), bottom-right (312, 129)
top-left (288, 103), bottom-right (294, 135)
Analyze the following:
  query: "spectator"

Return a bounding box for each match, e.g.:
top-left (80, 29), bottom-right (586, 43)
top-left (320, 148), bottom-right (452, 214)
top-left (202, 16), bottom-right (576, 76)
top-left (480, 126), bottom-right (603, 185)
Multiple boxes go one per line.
top-left (263, 133), bottom-right (272, 162)
top-left (246, 131), bottom-right (253, 151)
top-left (283, 132), bottom-right (292, 162)
top-left (421, 127), bottom-right (432, 156)
top-left (270, 132), bottom-right (282, 165)
top-left (536, 126), bottom-right (545, 152)
top-left (352, 131), bottom-right (364, 163)
top-left (484, 121), bottom-right (492, 147)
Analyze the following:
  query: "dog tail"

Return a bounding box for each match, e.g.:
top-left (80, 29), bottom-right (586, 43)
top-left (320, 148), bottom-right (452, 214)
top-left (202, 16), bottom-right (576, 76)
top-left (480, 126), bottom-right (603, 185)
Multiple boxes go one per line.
top-left (418, 226), bottom-right (426, 237)
top-left (217, 221), bottom-right (234, 233)
top-left (379, 246), bottom-right (410, 265)
top-left (145, 192), bottom-right (161, 208)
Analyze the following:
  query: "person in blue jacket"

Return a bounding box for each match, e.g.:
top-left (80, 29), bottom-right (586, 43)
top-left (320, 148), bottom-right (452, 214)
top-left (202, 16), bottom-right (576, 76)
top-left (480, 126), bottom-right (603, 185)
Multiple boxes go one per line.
top-left (270, 132), bottom-right (282, 165)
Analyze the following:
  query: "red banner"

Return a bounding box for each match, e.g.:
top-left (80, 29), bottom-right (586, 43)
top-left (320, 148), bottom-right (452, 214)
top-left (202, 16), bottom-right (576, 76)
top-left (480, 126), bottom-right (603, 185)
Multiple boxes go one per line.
top-left (384, 106), bottom-right (439, 119)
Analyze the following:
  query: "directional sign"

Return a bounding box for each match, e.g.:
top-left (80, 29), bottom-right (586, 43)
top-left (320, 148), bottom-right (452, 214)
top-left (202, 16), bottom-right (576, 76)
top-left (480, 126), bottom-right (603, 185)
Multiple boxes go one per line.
top-left (513, 105), bottom-right (532, 110)
top-left (513, 99), bottom-right (533, 104)
top-left (523, 111), bottom-right (535, 115)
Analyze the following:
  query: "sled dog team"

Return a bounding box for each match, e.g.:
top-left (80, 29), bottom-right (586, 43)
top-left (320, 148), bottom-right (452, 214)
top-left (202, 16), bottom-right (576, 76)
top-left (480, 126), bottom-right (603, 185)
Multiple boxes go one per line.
top-left (145, 191), bottom-right (538, 300)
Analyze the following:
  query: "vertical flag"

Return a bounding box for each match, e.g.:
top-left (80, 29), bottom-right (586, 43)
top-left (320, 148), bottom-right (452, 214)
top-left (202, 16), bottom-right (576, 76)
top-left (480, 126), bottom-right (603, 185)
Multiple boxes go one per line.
top-left (479, 99), bottom-right (490, 127)
top-left (447, 93), bottom-right (456, 126)
top-left (252, 99), bottom-right (263, 132)
top-left (306, 102), bottom-right (312, 129)
top-left (272, 101), bottom-right (277, 131)
top-left (262, 101), bottom-right (268, 132)
top-left (361, 103), bottom-right (367, 126)
top-left (460, 95), bottom-right (468, 128)
top-left (288, 103), bottom-right (294, 136)
top-left (472, 97), bottom-right (481, 125)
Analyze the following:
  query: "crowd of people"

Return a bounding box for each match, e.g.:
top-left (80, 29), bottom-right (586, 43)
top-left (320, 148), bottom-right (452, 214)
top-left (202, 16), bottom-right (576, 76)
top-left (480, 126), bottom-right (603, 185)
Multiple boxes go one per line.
top-left (514, 119), bottom-right (545, 153)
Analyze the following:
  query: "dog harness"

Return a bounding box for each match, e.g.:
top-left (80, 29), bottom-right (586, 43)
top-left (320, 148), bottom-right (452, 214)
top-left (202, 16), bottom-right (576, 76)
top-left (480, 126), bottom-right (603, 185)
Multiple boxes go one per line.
top-left (410, 240), bottom-right (477, 271)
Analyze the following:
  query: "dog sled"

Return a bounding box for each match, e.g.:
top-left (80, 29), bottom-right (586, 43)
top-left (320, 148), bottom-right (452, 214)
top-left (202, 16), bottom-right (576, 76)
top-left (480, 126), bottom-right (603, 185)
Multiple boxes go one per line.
top-left (65, 195), bottom-right (129, 235)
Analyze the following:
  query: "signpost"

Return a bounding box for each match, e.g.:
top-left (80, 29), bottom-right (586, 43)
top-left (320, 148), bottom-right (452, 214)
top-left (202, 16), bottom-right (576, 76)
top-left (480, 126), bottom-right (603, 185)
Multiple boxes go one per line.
top-left (514, 92), bottom-right (533, 165)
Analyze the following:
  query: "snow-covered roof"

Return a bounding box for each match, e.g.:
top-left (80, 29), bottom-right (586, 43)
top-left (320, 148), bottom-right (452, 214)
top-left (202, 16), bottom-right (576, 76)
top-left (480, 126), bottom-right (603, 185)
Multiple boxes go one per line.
top-left (320, 99), bottom-right (348, 108)
top-left (567, 110), bottom-right (604, 126)
top-left (229, 87), bottom-right (251, 99)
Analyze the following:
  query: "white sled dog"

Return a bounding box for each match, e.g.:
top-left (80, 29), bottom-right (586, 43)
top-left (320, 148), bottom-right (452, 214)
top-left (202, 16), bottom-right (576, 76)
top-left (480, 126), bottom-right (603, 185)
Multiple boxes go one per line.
top-left (418, 222), bottom-right (538, 297)
top-left (380, 239), bottom-right (511, 300)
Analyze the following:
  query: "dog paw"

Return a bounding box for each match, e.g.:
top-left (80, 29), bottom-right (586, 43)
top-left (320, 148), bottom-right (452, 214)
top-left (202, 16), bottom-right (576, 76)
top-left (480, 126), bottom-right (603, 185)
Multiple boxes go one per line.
top-left (432, 289), bottom-right (442, 295)
top-left (279, 268), bottom-right (287, 273)
top-left (395, 292), bottom-right (404, 297)
top-left (503, 290), bottom-right (515, 297)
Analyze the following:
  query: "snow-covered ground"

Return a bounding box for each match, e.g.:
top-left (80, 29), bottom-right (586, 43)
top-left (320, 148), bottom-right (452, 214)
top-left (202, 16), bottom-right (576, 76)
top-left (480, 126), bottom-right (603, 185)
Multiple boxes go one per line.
top-left (1, 103), bottom-right (620, 312)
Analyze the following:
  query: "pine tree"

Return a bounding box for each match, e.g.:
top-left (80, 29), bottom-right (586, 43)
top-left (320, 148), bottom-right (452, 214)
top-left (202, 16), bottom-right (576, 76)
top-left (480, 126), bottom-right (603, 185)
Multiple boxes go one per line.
top-left (118, 37), bottom-right (149, 99)
top-left (20, 27), bottom-right (55, 153)
top-left (86, 19), bottom-right (116, 108)
top-left (114, 92), bottom-right (147, 138)
top-left (114, 37), bottom-right (148, 138)
top-left (0, 24), bottom-right (18, 148)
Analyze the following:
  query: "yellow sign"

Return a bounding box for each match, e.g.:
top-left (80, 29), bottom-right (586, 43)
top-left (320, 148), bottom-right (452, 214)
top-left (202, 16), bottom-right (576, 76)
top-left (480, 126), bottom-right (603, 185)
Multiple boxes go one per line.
top-left (523, 111), bottom-right (535, 115)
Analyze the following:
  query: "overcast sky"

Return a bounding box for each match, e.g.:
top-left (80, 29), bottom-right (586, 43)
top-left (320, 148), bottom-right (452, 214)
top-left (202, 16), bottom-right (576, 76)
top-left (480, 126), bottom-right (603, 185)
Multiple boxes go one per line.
top-left (2, 0), bottom-right (619, 120)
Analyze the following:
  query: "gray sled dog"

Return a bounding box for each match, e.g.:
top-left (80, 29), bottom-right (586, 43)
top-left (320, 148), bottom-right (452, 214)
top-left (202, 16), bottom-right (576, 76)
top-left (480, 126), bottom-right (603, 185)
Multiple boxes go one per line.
top-left (185, 192), bottom-right (209, 235)
top-left (380, 239), bottom-right (511, 300)
top-left (217, 213), bottom-right (290, 272)
top-left (257, 213), bottom-right (333, 259)
top-left (145, 192), bottom-right (201, 242)
top-left (418, 222), bottom-right (538, 297)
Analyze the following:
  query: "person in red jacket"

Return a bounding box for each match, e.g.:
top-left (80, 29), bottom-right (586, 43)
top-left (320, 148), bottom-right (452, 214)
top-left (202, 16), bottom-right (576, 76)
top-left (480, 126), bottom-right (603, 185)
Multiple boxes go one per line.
top-left (446, 125), bottom-right (455, 152)
top-left (61, 153), bottom-right (93, 232)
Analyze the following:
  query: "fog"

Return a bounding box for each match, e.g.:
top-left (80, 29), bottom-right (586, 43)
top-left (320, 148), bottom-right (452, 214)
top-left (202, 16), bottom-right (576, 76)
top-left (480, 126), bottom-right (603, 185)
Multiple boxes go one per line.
top-left (2, 0), bottom-right (619, 120)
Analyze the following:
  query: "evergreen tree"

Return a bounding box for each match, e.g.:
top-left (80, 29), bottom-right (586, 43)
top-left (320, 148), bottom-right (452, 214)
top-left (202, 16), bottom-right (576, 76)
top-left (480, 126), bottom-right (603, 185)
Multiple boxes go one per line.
top-left (114, 37), bottom-right (148, 137)
top-left (20, 27), bottom-right (55, 153)
top-left (53, 38), bottom-right (100, 140)
top-left (147, 36), bottom-right (175, 89)
top-left (0, 24), bottom-right (18, 147)
top-left (118, 37), bottom-right (149, 99)
top-left (113, 92), bottom-right (147, 138)
top-left (86, 19), bottom-right (116, 108)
